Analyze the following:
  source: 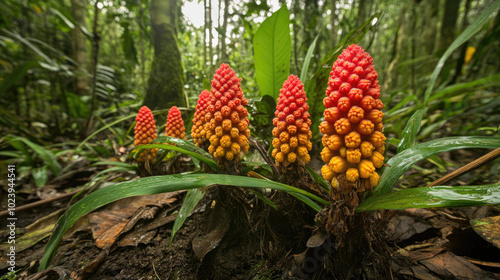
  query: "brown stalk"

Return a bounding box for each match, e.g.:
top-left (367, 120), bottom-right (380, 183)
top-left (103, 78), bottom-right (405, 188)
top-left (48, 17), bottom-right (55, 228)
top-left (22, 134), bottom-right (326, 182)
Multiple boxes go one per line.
top-left (427, 148), bottom-right (500, 187)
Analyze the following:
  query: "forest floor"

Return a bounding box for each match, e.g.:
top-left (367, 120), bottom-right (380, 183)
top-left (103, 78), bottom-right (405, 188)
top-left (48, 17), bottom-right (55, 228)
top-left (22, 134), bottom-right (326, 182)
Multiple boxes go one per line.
top-left (1, 149), bottom-right (500, 280)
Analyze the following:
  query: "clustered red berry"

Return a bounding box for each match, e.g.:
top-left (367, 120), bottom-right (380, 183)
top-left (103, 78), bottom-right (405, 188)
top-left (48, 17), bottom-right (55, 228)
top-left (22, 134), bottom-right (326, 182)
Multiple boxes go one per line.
top-left (134, 106), bottom-right (158, 162)
top-left (191, 90), bottom-right (212, 146)
top-left (319, 44), bottom-right (385, 189)
top-left (271, 75), bottom-right (312, 166)
top-left (165, 106), bottom-right (186, 139)
top-left (206, 64), bottom-right (250, 162)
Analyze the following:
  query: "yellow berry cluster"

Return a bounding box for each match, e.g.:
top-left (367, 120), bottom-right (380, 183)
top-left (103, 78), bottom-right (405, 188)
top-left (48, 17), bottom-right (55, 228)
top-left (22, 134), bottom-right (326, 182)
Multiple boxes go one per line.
top-left (191, 90), bottom-right (211, 146)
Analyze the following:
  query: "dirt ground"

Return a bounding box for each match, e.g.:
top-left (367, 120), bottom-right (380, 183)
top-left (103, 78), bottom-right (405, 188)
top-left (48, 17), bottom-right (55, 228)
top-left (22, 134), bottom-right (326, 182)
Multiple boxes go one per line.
top-left (1, 150), bottom-right (500, 279)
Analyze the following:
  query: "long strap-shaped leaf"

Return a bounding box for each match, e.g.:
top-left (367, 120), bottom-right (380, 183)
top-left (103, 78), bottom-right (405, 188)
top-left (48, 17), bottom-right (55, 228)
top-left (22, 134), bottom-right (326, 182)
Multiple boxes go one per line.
top-left (38, 174), bottom-right (329, 271)
top-left (374, 136), bottom-right (500, 195)
top-left (423, 0), bottom-right (500, 105)
top-left (357, 184), bottom-right (500, 212)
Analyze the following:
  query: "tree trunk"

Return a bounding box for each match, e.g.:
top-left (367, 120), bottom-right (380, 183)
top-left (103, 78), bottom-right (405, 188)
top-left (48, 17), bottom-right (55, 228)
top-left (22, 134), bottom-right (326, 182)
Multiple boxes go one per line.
top-left (437, 0), bottom-right (461, 52)
top-left (208, 0), bottom-right (213, 70)
top-left (220, 0), bottom-right (229, 63)
top-left (330, 0), bottom-right (337, 48)
top-left (143, 0), bottom-right (187, 110)
top-left (70, 0), bottom-right (90, 96)
top-left (419, 0), bottom-right (439, 55)
top-left (203, 0), bottom-right (207, 68)
top-left (356, 0), bottom-right (367, 27)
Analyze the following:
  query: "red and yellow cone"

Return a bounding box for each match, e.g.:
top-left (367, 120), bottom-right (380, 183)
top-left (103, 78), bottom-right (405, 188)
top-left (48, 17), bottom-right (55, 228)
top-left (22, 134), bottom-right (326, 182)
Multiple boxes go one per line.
top-left (271, 75), bottom-right (312, 166)
top-left (320, 44), bottom-right (385, 191)
top-left (165, 106), bottom-right (186, 139)
top-left (134, 106), bottom-right (158, 163)
top-left (206, 63), bottom-right (250, 163)
top-left (192, 90), bottom-right (212, 146)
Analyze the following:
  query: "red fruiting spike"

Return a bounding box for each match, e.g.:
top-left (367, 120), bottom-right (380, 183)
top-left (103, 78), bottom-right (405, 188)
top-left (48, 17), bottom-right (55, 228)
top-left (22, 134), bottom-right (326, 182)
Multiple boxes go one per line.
top-left (329, 91), bottom-right (342, 105)
top-left (357, 79), bottom-right (371, 91)
top-left (272, 75), bottom-right (312, 166)
top-left (192, 90), bottom-right (212, 145)
top-left (360, 96), bottom-right (375, 111)
top-left (366, 109), bottom-right (384, 124)
top-left (347, 74), bottom-right (360, 85)
top-left (339, 82), bottom-right (352, 95)
top-left (320, 44), bottom-right (385, 188)
top-left (324, 107), bottom-right (342, 123)
top-left (347, 88), bottom-right (364, 102)
top-left (337, 97), bottom-right (351, 112)
top-left (347, 106), bottom-right (364, 123)
top-left (134, 106), bottom-right (158, 162)
top-left (207, 63), bottom-right (249, 162)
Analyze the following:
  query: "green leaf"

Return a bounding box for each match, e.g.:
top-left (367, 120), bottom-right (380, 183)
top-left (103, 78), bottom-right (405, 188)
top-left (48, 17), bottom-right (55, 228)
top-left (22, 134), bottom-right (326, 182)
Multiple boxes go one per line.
top-left (305, 166), bottom-right (330, 193)
top-left (132, 143), bottom-right (220, 171)
top-left (300, 34), bottom-right (319, 83)
top-left (32, 166), bottom-right (48, 187)
top-left (169, 189), bottom-right (205, 246)
top-left (424, 0), bottom-right (500, 105)
top-left (50, 8), bottom-right (75, 29)
top-left (253, 5), bottom-right (291, 99)
top-left (11, 137), bottom-right (61, 176)
top-left (357, 184), bottom-right (500, 212)
top-left (39, 174), bottom-right (329, 270)
top-left (152, 136), bottom-right (214, 160)
top-left (397, 108), bottom-right (426, 153)
top-left (374, 136), bottom-right (500, 195)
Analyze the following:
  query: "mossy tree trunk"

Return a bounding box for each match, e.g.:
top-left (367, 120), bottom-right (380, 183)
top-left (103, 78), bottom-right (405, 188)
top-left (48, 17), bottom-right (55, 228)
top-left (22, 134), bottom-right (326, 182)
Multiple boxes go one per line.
top-left (144, 0), bottom-right (187, 110)
top-left (70, 0), bottom-right (90, 96)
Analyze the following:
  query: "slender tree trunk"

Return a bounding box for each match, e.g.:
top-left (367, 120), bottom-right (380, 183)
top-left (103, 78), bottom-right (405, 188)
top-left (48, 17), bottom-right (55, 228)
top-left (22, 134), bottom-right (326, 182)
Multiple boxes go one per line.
top-left (208, 0), bottom-right (213, 70)
top-left (330, 0), bottom-right (337, 48)
top-left (451, 0), bottom-right (471, 83)
top-left (138, 0), bottom-right (146, 87)
top-left (356, 0), bottom-right (367, 27)
top-left (71, 0), bottom-right (90, 96)
top-left (84, 1), bottom-right (100, 135)
top-left (437, 0), bottom-right (461, 52)
top-left (143, 0), bottom-right (187, 110)
top-left (221, 0), bottom-right (229, 62)
top-left (217, 0), bottom-right (221, 65)
top-left (419, 0), bottom-right (439, 55)
top-left (203, 0), bottom-right (207, 68)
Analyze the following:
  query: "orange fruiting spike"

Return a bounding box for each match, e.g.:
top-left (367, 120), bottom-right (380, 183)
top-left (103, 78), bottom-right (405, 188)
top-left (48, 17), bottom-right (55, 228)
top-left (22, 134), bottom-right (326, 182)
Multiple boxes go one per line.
top-left (360, 141), bottom-right (375, 157)
top-left (321, 165), bottom-right (336, 181)
top-left (344, 131), bottom-right (361, 148)
top-left (356, 119), bottom-right (375, 135)
top-left (347, 106), bottom-right (364, 123)
top-left (134, 106), bottom-right (158, 163)
top-left (271, 75), bottom-right (312, 166)
top-left (369, 172), bottom-right (380, 188)
top-left (206, 64), bottom-right (249, 163)
top-left (329, 156), bottom-right (348, 173)
top-left (346, 168), bottom-right (359, 182)
top-left (320, 44), bottom-right (386, 190)
top-left (346, 148), bottom-right (362, 164)
top-left (358, 160), bottom-right (375, 179)
top-left (370, 151), bottom-right (385, 168)
top-left (192, 90), bottom-right (212, 146)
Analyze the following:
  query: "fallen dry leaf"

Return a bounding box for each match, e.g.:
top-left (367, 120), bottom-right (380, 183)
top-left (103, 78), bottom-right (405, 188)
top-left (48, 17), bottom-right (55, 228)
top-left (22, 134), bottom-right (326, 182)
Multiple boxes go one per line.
top-left (88, 192), bottom-right (182, 249)
top-left (470, 215), bottom-right (500, 250)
